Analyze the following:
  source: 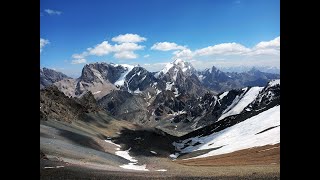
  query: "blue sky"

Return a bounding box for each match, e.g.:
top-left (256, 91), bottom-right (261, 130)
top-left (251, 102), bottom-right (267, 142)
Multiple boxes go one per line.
top-left (40, 0), bottom-right (280, 77)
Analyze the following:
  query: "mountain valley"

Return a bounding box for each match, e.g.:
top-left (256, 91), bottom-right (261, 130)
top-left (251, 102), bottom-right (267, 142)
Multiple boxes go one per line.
top-left (40, 59), bottom-right (280, 179)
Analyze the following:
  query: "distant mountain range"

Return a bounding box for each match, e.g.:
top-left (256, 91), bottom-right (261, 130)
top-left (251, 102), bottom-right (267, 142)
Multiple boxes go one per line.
top-left (40, 59), bottom-right (279, 97)
top-left (219, 66), bottom-right (280, 74)
top-left (40, 59), bottom-right (280, 136)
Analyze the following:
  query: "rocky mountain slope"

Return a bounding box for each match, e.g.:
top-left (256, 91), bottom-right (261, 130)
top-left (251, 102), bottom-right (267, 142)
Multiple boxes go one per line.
top-left (40, 85), bottom-right (101, 123)
top-left (40, 68), bottom-right (70, 89)
top-left (97, 79), bottom-right (280, 137)
top-left (170, 79), bottom-right (280, 159)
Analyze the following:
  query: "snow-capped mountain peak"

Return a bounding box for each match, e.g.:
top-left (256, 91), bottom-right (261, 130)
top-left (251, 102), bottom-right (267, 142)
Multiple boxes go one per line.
top-left (155, 58), bottom-right (196, 78)
top-left (172, 58), bottom-right (192, 72)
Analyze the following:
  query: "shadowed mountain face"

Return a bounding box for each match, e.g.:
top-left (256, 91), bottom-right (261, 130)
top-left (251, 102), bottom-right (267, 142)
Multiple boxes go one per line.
top-left (40, 68), bottom-right (70, 89)
top-left (112, 128), bottom-right (178, 157)
top-left (40, 85), bottom-right (100, 123)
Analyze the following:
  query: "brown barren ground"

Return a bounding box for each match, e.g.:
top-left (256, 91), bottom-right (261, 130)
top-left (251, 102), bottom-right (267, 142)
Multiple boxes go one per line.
top-left (177, 143), bottom-right (280, 166)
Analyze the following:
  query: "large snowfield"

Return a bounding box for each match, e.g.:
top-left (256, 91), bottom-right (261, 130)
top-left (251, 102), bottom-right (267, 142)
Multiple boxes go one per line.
top-left (174, 105), bottom-right (280, 160)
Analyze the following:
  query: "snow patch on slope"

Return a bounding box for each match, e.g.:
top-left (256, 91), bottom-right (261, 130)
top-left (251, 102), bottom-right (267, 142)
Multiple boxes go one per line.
top-left (219, 91), bottom-right (229, 99)
top-left (114, 64), bottom-right (135, 86)
top-left (218, 87), bottom-right (263, 121)
top-left (120, 163), bottom-right (149, 171)
top-left (166, 82), bottom-right (174, 91)
top-left (268, 79), bottom-right (280, 87)
top-left (156, 169), bottom-right (167, 172)
top-left (104, 140), bottom-right (149, 171)
top-left (104, 140), bottom-right (121, 148)
top-left (115, 148), bottom-right (138, 162)
top-left (134, 88), bottom-right (142, 94)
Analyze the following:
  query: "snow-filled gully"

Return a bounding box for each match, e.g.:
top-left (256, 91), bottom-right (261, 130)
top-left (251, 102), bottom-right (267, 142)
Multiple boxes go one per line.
top-left (104, 140), bottom-right (167, 172)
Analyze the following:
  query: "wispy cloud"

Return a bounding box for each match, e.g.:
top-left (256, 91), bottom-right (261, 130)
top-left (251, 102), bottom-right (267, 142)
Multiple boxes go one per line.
top-left (144, 54), bottom-right (150, 58)
top-left (142, 62), bottom-right (169, 72)
top-left (44, 9), bottom-right (62, 15)
top-left (114, 51), bottom-right (137, 59)
top-left (40, 38), bottom-right (49, 53)
top-left (72, 52), bottom-right (88, 59)
top-left (71, 58), bottom-right (87, 64)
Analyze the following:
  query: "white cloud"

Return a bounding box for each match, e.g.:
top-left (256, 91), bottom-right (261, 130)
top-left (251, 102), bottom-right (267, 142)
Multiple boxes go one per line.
top-left (151, 42), bottom-right (186, 51)
top-left (173, 48), bottom-right (194, 60)
top-left (255, 36), bottom-right (280, 49)
top-left (87, 41), bottom-right (113, 56)
top-left (71, 34), bottom-right (146, 62)
top-left (44, 9), bottom-right (62, 15)
top-left (112, 33), bottom-right (146, 43)
top-left (71, 58), bottom-right (87, 64)
top-left (144, 54), bottom-right (150, 58)
top-left (248, 37), bottom-right (280, 56)
top-left (86, 41), bottom-right (143, 59)
top-left (40, 38), bottom-right (49, 53)
top-left (195, 43), bottom-right (250, 56)
top-left (114, 51), bottom-right (138, 59)
top-left (113, 42), bottom-right (144, 52)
